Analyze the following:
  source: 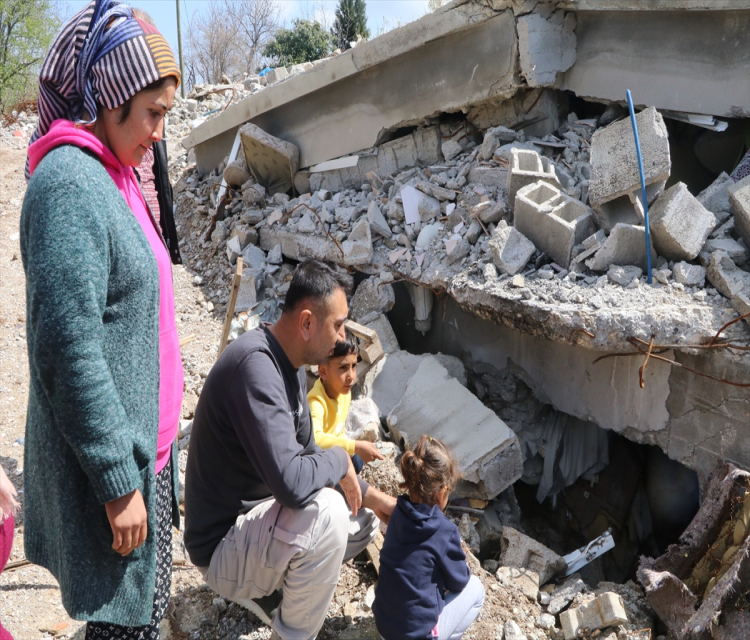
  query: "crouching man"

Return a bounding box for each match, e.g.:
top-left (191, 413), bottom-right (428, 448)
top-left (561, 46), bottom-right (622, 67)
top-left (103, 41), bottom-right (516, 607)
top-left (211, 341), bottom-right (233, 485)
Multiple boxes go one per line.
top-left (184, 259), bottom-right (396, 640)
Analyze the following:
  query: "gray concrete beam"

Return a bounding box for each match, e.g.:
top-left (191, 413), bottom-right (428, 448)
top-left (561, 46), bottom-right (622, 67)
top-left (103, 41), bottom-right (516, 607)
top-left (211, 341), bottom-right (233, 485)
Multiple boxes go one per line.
top-left (563, 10), bottom-right (750, 118)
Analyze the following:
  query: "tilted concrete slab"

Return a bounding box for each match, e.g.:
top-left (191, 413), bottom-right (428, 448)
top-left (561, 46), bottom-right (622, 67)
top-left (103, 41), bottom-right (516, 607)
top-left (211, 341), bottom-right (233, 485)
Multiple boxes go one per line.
top-left (387, 356), bottom-right (523, 499)
top-left (186, 2), bottom-right (518, 174)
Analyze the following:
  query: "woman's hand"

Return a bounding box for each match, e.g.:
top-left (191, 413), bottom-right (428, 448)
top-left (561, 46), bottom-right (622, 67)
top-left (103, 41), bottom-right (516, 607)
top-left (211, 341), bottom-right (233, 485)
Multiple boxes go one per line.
top-left (0, 466), bottom-right (19, 521)
top-left (354, 440), bottom-right (384, 464)
top-left (105, 488), bottom-right (147, 556)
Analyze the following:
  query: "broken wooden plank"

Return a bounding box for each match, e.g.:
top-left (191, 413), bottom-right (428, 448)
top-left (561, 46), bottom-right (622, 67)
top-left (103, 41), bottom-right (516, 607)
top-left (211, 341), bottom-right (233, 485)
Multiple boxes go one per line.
top-left (219, 257), bottom-right (243, 355)
top-left (345, 319), bottom-right (384, 364)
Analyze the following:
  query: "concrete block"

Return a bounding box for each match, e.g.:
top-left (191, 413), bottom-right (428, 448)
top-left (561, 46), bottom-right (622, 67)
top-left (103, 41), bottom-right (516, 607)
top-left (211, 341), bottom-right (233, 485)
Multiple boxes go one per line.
top-left (589, 107), bottom-right (671, 232)
top-left (586, 223), bottom-right (657, 272)
top-left (442, 140), bottom-right (462, 161)
top-left (342, 217), bottom-right (373, 264)
top-left (514, 180), bottom-right (596, 268)
top-left (241, 243), bottom-right (266, 272)
top-left (517, 11), bottom-right (576, 87)
top-left (607, 265), bottom-right (642, 287)
top-left (649, 182), bottom-right (716, 261)
top-left (706, 250), bottom-right (750, 300)
top-left (235, 269), bottom-right (260, 312)
top-left (560, 593), bottom-right (627, 640)
top-left (729, 176), bottom-right (750, 249)
top-left (239, 122), bottom-right (299, 196)
top-left (672, 261), bottom-right (706, 288)
top-left (363, 313), bottom-right (399, 355)
top-left (467, 166), bottom-right (507, 191)
top-left (265, 66), bottom-right (288, 84)
top-left (548, 577), bottom-right (586, 615)
top-left (506, 148), bottom-right (560, 209)
top-left (388, 358), bottom-right (523, 500)
top-left (489, 223), bottom-right (536, 276)
top-left (495, 566), bottom-right (539, 601)
top-left (697, 172), bottom-right (733, 226)
top-left (499, 527), bottom-right (566, 585)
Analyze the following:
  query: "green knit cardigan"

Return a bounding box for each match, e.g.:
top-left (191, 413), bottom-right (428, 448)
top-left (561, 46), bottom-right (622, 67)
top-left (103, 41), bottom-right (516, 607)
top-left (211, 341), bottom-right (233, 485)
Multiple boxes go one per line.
top-left (20, 145), bottom-right (180, 627)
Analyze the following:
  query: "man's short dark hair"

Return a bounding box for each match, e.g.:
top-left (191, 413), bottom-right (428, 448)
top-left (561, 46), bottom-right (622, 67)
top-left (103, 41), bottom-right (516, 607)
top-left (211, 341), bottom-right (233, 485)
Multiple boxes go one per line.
top-left (329, 328), bottom-right (358, 360)
top-left (283, 259), bottom-right (352, 314)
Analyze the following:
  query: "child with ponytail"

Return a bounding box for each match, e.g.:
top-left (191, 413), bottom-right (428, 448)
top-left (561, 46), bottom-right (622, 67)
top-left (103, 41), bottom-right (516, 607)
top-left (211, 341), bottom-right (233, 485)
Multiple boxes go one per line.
top-left (373, 436), bottom-right (485, 640)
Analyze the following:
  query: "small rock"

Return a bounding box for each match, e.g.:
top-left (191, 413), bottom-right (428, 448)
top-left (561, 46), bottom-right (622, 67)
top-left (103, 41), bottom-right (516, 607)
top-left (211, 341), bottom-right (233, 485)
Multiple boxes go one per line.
top-left (504, 620), bottom-right (526, 640)
top-left (607, 264), bottom-right (642, 287)
top-left (673, 261), bottom-right (706, 287)
top-left (537, 613), bottom-right (556, 630)
top-left (267, 243), bottom-right (283, 264)
top-left (510, 274), bottom-right (525, 288)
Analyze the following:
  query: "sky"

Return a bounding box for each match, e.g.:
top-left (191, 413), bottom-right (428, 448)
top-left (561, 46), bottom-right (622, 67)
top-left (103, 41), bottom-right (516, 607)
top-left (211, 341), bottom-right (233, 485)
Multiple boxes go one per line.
top-left (60, 0), bottom-right (432, 64)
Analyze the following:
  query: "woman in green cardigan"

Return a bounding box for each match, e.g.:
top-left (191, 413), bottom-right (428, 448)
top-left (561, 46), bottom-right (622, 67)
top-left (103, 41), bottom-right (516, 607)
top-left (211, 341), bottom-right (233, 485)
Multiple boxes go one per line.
top-left (21, 1), bottom-right (184, 637)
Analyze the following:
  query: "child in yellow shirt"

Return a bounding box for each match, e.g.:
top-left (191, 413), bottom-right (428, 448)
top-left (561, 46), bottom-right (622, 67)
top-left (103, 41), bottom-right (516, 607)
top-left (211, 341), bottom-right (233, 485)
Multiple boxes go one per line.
top-left (308, 329), bottom-right (383, 473)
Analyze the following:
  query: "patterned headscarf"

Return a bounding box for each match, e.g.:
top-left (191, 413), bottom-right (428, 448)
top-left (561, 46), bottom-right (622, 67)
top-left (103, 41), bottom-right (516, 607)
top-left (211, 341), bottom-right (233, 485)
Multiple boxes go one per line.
top-left (27, 0), bottom-right (180, 178)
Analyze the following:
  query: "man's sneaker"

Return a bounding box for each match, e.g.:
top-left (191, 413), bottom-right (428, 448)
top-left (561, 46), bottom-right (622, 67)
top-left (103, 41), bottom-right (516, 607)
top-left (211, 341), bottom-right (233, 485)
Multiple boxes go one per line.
top-left (238, 589), bottom-right (282, 626)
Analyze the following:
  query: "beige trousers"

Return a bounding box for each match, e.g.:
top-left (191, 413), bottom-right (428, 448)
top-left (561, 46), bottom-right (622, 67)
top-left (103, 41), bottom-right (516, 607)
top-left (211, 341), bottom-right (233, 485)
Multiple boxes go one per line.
top-left (200, 488), bottom-right (378, 640)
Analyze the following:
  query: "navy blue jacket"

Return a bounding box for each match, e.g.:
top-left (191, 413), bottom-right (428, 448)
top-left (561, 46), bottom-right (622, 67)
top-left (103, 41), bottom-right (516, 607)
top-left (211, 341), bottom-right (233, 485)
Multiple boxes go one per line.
top-left (373, 495), bottom-right (470, 640)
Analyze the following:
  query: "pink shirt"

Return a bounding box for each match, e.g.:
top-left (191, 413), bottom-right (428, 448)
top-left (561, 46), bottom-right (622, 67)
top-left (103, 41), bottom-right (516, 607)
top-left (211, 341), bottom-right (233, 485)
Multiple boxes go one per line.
top-left (28, 120), bottom-right (183, 473)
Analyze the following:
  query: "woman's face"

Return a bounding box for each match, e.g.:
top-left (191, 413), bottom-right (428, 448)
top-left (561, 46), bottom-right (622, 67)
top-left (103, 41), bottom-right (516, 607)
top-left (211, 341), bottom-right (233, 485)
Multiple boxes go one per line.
top-left (98, 78), bottom-right (177, 167)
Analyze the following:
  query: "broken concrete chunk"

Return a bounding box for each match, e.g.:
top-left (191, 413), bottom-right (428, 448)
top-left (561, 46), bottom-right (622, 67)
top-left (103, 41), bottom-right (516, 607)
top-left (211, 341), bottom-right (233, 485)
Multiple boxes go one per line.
top-left (499, 526), bottom-right (566, 585)
top-left (362, 350), bottom-right (425, 419)
top-left (223, 157), bottom-right (252, 189)
top-left (401, 184), bottom-right (439, 226)
top-left (417, 193), bottom-right (441, 222)
top-left (514, 180), bottom-right (596, 268)
top-left (415, 180), bottom-right (456, 202)
top-left (517, 10), bottom-right (577, 87)
top-left (589, 107), bottom-right (670, 232)
top-left (607, 264), bottom-right (642, 287)
top-left (649, 182), bottom-right (716, 261)
top-left (672, 261), bottom-right (705, 288)
top-left (559, 592), bottom-right (628, 640)
top-left (496, 566), bottom-right (540, 601)
top-left (548, 577), bottom-right (586, 615)
top-left (442, 139), bottom-right (462, 161)
top-left (344, 397), bottom-right (380, 442)
top-left (703, 237), bottom-right (749, 266)
top-left (342, 218), bottom-right (373, 263)
top-left (586, 223), bottom-right (657, 272)
top-left (235, 269), bottom-right (260, 312)
top-left (350, 276), bottom-right (395, 322)
top-left (479, 125), bottom-right (516, 161)
top-left (697, 171), bottom-right (733, 226)
top-left (489, 223), bottom-right (536, 276)
top-left (239, 122), bottom-right (299, 196)
top-left (297, 211), bottom-right (317, 233)
top-left (265, 66), bottom-right (288, 84)
top-left (729, 175), bottom-right (750, 249)
top-left (266, 243), bottom-right (283, 265)
top-left (506, 148), bottom-right (560, 209)
top-left (388, 358), bottom-right (522, 500)
top-left (241, 243), bottom-right (266, 272)
top-left (226, 235), bottom-right (242, 264)
top-left (706, 250), bottom-right (750, 300)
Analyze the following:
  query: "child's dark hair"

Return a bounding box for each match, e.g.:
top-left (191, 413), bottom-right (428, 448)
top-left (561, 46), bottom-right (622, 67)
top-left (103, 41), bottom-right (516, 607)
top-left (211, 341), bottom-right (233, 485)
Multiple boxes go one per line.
top-left (400, 435), bottom-right (461, 505)
top-left (330, 328), bottom-right (358, 359)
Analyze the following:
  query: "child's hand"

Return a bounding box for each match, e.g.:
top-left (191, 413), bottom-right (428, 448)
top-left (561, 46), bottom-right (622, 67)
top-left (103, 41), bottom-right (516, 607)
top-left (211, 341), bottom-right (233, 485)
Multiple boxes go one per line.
top-left (0, 466), bottom-right (19, 521)
top-left (354, 441), bottom-right (384, 464)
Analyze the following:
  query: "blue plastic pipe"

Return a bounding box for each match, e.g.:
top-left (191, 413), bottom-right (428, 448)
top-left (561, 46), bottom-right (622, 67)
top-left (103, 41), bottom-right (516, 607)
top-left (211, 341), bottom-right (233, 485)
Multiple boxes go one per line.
top-left (626, 90), bottom-right (653, 284)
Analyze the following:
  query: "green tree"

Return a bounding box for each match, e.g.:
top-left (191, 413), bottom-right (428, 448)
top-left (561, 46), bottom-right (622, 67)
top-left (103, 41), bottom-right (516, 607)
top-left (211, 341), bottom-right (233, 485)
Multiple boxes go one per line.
top-left (0, 0), bottom-right (59, 112)
top-left (263, 19), bottom-right (332, 67)
top-left (331, 0), bottom-right (369, 51)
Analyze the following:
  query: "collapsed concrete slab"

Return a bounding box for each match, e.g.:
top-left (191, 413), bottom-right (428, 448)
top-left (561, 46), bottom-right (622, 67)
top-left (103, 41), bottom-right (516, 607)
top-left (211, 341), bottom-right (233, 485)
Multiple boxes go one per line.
top-left (259, 225), bottom-right (371, 267)
top-left (649, 182), bottom-right (716, 262)
top-left (588, 107), bottom-right (670, 232)
top-left (586, 223), bottom-right (657, 272)
top-left (499, 526), bottom-right (566, 585)
top-left (387, 357), bottom-right (523, 499)
top-left (517, 10), bottom-right (577, 87)
top-left (638, 463), bottom-right (750, 640)
top-left (507, 148), bottom-right (560, 210)
top-left (514, 180), bottom-right (596, 268)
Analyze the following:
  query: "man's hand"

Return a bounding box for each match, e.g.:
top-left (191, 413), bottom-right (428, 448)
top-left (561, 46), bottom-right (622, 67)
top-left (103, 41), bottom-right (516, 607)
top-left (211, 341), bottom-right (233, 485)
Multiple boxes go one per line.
top-left (340, 456), bottom-right (362, 517)
top-left (105, 488), bottom-right (147, 556)
top-left (362, 486), bottom-right (397, 525)
top-left (354, 441), bottom-right (384, 464)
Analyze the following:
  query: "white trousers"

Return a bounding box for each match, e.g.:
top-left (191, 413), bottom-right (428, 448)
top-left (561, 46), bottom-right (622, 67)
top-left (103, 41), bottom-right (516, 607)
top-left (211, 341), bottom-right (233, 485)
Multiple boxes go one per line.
top-left (201, 488), bottom-right (378, 640)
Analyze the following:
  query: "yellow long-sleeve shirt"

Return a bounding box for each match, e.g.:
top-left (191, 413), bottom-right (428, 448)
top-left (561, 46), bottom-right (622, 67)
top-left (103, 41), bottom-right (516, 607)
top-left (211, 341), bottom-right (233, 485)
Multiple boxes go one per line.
top-left (307, 378), bottom-right (355, 455)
